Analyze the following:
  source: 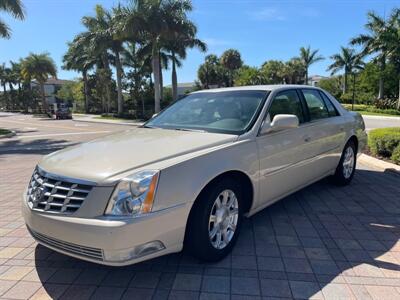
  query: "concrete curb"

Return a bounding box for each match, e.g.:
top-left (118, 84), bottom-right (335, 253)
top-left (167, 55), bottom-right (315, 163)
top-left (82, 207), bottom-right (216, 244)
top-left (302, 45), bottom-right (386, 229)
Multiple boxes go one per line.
top-left (0, 130), bottom-right (16, 139)
top-left (359, 153), bottom-right (400, 175)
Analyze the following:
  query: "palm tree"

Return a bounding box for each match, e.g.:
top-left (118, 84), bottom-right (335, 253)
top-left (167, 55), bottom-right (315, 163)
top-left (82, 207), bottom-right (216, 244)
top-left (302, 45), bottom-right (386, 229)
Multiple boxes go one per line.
top-left (327, 47), bottom-right (364, 94)
top-left (0, 0), bottom-right (25, 39)
top-left (80, 5), bottom-right (115, 114)
top-left (122, 42), bottom-right (153, 117)
top-left (385, 9), bottom-right (400, 109)
top-left (165, 18), bottom-right (206, 100)
top-left (298, 46), bottom-right (324, 85)
top-left (351, 11), bottom-right (397, 99)
top-left (63, 37), bottom-right (97, 113)
top-left (0, 63), bottom-right (8, 107)
top-left (220, 49), bottom-right (243, 87)
top-left (21, 53), bottom-right (57, 112)
top-left (119, 0), bottom-right (194, 113)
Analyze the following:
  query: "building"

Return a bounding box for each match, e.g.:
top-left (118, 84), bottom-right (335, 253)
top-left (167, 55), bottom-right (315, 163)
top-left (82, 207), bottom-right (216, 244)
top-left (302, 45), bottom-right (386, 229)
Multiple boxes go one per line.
top-left (166, 82), bottom-right (196, 98)
top-left (308, 75), bottom-right (328, 87)
top-left (31, 78), bottom-right (74, 105)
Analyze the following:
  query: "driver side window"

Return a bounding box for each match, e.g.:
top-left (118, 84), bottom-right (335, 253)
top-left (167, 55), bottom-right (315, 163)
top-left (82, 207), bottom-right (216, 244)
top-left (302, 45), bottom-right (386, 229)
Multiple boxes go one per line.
top-left (268, 90), bottom-right (304, 123)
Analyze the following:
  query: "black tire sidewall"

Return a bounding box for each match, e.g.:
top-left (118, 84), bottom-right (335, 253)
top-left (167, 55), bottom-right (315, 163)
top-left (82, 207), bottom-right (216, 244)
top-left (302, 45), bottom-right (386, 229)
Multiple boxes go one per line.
top-left (334, 141), bottom-right (356, 185)
top-left (187, 177), bottom-right (243, 261)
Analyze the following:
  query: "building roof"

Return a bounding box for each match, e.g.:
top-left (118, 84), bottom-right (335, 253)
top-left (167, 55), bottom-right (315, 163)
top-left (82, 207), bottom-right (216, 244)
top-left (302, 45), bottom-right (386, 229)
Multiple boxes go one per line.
top-left (165, 82), bottom-right (196, 88)
top-left (32, 78), bottom-right (74, 85)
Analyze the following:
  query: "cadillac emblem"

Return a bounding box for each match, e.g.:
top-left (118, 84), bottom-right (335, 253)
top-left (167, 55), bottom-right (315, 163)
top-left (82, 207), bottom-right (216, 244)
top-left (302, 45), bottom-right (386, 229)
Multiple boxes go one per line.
top-left (32, 186), bottom-right (44, 203)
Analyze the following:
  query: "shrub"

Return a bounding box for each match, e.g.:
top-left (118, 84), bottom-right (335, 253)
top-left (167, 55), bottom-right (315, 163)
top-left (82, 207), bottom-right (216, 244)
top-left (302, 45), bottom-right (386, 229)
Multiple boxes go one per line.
top-left (391, 145), bottom-right (400, 164)
top-left (375, 97), bottom-right (398, 109)
top-left (368, 127), bottom-right (400, 157)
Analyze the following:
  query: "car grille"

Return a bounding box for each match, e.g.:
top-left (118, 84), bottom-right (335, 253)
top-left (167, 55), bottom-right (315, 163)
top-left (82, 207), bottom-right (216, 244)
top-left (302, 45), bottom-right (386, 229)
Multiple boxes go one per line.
top-left (27, 167), bottom-right (93, 214)
top-left (28, 227), bottom-right (104, 261)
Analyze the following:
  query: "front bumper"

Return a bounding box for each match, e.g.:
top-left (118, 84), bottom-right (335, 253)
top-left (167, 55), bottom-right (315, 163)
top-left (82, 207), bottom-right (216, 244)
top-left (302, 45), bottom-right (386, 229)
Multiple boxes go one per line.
top-left (23, 195), bottom-right (191, 266)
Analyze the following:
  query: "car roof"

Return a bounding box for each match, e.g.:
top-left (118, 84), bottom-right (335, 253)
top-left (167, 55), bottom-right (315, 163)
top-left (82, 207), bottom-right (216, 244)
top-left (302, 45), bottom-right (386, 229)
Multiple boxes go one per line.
top-left (191, 85), bottom-right (319, 94)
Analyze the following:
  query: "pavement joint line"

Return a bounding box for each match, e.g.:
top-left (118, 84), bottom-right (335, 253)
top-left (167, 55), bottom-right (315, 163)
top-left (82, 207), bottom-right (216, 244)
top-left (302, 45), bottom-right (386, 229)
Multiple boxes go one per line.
top-left (15, 131), bottom-right (112, 139)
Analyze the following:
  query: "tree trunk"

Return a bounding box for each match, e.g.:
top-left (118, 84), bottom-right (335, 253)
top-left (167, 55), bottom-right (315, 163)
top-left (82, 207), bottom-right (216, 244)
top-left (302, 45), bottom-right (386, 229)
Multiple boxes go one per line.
top-left (102, 54), bottom-right (112, 114)
top-left (397, 78), bottom-right (400, 110)
top-left (115, 51), bottom-right (124, 116)
top-left (8, 83), bottom-right (14, 110)
top-left (40, 83), bottom-right (47, 113)
top-left (152, 46), bottom-right (161, 113)
top-left (343, 72), bottom-right (348, 94)
top-left (305, 69), bottom-right (308, 85)
top-left (83, 70), bottom-right (90, 114)
top-left (378, 59), bottom-right (385, 99)
top-left (2, 84), bottom-right (8, 110)
top-left (172, 53), bottom-right (178, 101)
top-left (159, 56), bottom-right (163, 102)
top-left (352, 74), bottom-right (356, 111)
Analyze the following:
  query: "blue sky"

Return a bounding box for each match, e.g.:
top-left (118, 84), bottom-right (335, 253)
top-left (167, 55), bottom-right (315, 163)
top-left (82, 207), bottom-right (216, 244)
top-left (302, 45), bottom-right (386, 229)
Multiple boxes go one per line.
top-left (1, 0), bottom-right (399, 85)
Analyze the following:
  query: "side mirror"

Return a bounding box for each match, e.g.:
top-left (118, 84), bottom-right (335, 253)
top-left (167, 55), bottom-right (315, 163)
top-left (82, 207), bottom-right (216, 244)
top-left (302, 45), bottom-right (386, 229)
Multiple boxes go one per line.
top-left (260, 114), bottom-right (299, 134)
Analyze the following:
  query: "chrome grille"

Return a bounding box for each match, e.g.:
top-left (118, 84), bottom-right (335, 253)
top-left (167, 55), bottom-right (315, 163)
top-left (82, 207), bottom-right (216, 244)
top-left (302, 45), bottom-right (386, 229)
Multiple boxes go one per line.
top-left (28, 227), bottom-right (104, 261)
top-left (27, 167), bottom-right (92, 214)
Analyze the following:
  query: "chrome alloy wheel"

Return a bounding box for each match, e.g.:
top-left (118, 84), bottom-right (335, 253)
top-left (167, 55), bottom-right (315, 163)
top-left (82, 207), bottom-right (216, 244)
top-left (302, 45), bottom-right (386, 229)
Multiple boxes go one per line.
top-left (342, 146), bottom-right (355, 179)
top-left (208, 189), bottom-right (239, 249)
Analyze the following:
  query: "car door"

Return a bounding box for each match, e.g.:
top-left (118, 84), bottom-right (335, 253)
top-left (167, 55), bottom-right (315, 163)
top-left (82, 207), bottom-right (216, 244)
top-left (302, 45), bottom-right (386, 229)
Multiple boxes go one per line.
top-left (299, 89), bottom-right (347, 176)
top-left (256, 89), bottom-right (322, 208)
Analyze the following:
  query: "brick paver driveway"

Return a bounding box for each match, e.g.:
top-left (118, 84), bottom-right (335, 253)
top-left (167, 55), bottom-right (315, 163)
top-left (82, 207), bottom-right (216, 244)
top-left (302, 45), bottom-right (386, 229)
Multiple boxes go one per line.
top-left (1, 113), bottom-right (399, 299)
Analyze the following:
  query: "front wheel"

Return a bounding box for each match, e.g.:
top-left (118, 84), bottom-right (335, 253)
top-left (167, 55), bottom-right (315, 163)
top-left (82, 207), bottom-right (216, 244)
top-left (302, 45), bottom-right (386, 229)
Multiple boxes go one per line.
top-left (332, 140), bottom-right (356, 185)
top-left (185, 178), bottom-right (243, 261)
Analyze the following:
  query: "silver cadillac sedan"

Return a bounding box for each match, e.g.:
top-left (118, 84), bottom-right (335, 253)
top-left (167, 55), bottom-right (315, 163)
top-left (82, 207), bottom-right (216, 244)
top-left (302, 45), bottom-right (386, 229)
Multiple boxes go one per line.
top-left (23, 85), bottom-right (367, 266)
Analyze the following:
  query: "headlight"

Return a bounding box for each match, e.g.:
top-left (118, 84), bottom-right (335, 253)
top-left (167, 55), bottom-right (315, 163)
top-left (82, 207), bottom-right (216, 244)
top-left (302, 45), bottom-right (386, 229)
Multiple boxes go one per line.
top-left (105, 170), bottom-right (160, 217)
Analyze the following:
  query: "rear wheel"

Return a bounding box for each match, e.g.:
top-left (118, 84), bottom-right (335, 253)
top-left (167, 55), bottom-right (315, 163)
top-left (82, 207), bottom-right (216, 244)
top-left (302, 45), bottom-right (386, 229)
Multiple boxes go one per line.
top-left (186, 178), bottom-right (243, 261)
top-left (332, 140), bottom-right (356, 185)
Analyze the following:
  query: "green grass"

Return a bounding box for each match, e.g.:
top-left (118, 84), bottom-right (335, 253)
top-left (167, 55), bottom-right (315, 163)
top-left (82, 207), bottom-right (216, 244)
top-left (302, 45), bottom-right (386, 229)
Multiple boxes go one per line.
top-left (0, 128), bottom-right (12, 135)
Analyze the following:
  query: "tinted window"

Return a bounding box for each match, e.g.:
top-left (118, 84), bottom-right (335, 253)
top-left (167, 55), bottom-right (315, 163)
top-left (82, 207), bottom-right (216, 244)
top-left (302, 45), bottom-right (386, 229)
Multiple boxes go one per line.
top-left (302, 90), bottom-right (329, 120)
top-left (268, 90), bottom-right (304, 123)
top-left (319, 91), bottom-right (339, 117)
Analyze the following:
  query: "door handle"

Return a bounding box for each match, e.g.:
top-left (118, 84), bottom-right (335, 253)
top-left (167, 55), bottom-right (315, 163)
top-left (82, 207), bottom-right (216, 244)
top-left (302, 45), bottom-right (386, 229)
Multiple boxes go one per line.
top-left (304, 136), bottom-right (311, 142)
top-left (340, 126), bottom-right (344, 131)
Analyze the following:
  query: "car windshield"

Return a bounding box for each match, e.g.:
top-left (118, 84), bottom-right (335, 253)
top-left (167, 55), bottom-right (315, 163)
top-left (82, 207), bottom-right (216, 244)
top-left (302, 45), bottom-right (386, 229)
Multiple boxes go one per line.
top-left (145, 90), bottom-right (268, 134)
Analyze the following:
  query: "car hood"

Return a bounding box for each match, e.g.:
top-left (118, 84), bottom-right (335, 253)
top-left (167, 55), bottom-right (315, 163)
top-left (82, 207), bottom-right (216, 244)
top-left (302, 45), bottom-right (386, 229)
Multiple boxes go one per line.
top-left (39, 127), bottom-right (237, 183)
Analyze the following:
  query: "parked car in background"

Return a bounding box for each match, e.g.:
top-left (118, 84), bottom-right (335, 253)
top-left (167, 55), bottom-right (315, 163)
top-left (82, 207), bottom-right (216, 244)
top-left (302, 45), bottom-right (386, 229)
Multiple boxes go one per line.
top-left (47, 103), bottom-right (72, 119)
top-left (23, 85), bottom-right (367, 266)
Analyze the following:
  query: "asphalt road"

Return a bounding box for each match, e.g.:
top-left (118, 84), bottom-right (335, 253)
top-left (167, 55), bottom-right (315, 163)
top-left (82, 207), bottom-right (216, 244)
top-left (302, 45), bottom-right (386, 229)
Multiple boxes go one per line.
top-left (0, 113), bottom-right (133, 154)
top-left (362, 115), bottom-right (400, 131)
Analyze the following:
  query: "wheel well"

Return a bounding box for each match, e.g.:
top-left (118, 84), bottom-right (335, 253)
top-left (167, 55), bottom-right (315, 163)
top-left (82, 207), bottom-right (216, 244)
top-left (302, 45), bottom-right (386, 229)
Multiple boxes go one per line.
top-left (183, 170), bottom-right (254, 248)
top-left (348, 135), bottom-right (358, 153)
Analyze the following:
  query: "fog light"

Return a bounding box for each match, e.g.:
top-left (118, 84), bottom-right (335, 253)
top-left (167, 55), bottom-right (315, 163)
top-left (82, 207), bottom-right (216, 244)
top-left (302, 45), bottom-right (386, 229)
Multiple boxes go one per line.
top-left (104, 241), bottom-right (165, 262)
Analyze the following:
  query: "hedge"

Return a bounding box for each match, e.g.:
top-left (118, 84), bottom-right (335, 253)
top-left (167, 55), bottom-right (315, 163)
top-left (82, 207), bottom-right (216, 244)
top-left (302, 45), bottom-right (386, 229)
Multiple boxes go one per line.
top-left (392, 145), bottom-right (400, 164)
top-left (342, 104), bottom-right (400, 116)
top-left (368, 127), bottom-right (400, 159)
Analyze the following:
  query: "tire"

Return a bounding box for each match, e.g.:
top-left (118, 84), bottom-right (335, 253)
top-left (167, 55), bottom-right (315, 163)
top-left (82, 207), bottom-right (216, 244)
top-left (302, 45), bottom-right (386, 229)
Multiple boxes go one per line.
top-left (332, 140), bottom-right (357, 185)
top-left (185, 177), bottom-right (243, 262)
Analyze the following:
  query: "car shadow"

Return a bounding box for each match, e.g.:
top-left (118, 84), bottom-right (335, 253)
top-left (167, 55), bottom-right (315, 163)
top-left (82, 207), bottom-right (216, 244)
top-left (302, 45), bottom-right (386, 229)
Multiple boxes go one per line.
top-left (0, 138), bottom-right (76, 156)
top-left (33, 168), bottom-right (400, 299)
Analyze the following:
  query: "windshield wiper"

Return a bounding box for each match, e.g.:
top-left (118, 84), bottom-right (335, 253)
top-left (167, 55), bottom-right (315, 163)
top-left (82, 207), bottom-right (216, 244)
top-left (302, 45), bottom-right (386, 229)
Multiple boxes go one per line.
top-left (174, 128), bottom-right (206, 133)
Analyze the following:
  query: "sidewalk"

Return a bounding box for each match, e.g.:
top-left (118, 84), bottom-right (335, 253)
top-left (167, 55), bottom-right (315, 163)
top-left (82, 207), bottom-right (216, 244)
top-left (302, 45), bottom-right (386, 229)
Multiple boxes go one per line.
top-left (72, 114), bottom-right (144, 126)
